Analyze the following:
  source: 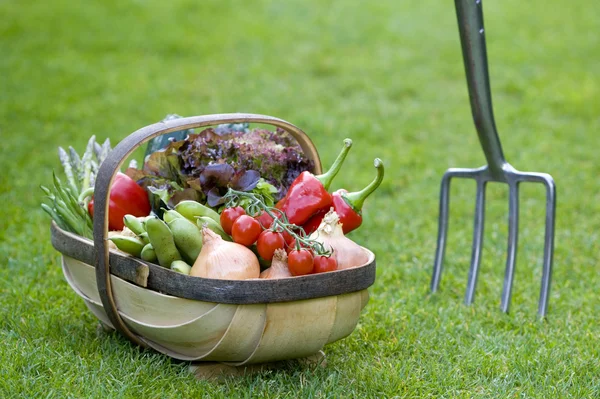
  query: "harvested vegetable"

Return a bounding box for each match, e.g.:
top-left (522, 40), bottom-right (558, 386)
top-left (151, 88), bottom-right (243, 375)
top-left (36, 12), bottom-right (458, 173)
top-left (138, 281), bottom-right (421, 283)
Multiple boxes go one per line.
top-left (220, 206), bottom-right (246, 235)
top-left (168, 216), bottom-right (203, 264)
top-left (309, 209), bottom-right (369, 270)
top-left (313, 255), bottom-right (338, 273)
top-left (145, 217), bottom-right (183, 267)
top-left (170, 260), bottom-right (192, 275)
top-left (254, 211), bottom-right (274, 229)
top-left (123, 215), bottom-right (147, 236)
top-left (256, 230), bottom-right (285, 261)
top-left (140, 243), bottom-right (157, 262)
top-left (195, 216), bottom-right (232, 241)
top-left (41, 136), bottom-right (112, 239)
top-left (222, 189), bottom-right (330, 258)
top-left (107, 235), bottom-right (145, 257)
top-left (288, 248), bottom-right (315, 276)
top-left (174, 200), bottom-right (220, 224)
top-left (87, 172), bottom-right (151, 231)
top-left (303, 158), bottom-right (384, 235)
top-left (259, 249), bottom-right (292, 279)
top-left (126, 126), bottom-right (314, 210)
top-left (277, 139), bottom-right (352, 226)
top-left (231, 215), bottom-right (262, 246)
top-left (191, 226), bottom-right (260, 280)
top-left (41, 173), bottom-right (94, 239)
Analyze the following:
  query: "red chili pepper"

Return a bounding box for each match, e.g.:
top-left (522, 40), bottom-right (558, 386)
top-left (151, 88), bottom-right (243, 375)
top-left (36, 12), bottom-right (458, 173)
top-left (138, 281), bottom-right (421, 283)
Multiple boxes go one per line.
top-left (303, 158), bottom-right (384, 235)
top-left (88, 172), bottom-right (151, 231)
top-left (299, 208), bottom-right (328, 236)
top-left (277, 139), bottom-right (352, 226)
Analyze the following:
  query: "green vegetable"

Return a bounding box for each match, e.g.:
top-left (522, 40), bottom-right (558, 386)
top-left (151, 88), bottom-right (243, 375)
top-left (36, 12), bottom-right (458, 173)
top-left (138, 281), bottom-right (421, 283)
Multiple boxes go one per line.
top-left (243, 178), bottom-right (278, 209)
top-left (174, 200), bottom-right (220, 224)
top-left (108, 235), bottom-right (145, 257)
top-left (41, 136), bottom-right (112, 237)
top-left (170, 260), bottom-right (192, 275)
top-left (41, 172), bottom-right (94, 239)
top-left (123, 215), bottom-right (146, 236)
top-left (126, 125), bottom-right (314, 211)
top-left (138, 232), bottom-right (150, 245)
top-left (168, 217), bottom-right (203, 264)
top-left (145, 217), bottom-right (182, 267)
top-left (140, 243), bottom-right (157, 262)
top-left (196, 216), bottom-right (231, 241)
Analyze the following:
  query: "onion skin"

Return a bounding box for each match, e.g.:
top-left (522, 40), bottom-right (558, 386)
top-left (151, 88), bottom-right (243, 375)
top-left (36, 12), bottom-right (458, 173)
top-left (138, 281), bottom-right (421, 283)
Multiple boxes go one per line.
top-left (309, 209), bottom-right (369, 270)
top-left (259, 249), bottom-right (292, 279)
top-left (191, 226), bottom-right (260, 280)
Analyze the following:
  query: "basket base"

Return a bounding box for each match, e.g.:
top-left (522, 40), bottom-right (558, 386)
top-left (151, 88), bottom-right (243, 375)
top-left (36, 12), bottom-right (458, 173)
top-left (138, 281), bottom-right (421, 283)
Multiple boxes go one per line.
top-left (188, 350), bottom-right (327, 381)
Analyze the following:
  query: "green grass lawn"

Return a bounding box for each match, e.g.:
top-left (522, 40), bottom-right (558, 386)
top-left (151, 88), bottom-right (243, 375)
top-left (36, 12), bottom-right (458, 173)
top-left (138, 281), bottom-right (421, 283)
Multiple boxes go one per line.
top-left (1, 0), bottom-right (599, 397)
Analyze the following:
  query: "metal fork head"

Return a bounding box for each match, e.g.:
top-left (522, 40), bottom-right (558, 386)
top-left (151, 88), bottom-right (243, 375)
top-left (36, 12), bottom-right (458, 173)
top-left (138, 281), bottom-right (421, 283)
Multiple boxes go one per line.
top-left (430, 162), bottom-right (556, 318)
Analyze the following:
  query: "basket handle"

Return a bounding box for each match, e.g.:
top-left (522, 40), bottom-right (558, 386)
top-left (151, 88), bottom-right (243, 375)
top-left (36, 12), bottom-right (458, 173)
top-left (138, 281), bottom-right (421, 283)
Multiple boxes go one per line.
top-left (93, 113), bottom-right (321, 347)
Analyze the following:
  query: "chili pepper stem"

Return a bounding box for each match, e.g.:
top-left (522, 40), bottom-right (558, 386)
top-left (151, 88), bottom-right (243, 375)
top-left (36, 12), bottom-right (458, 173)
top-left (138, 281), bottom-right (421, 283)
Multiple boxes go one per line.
top-left (342, 158), bottom-right (384, 211)
top-left (315, 139), bottom-right (352, 190)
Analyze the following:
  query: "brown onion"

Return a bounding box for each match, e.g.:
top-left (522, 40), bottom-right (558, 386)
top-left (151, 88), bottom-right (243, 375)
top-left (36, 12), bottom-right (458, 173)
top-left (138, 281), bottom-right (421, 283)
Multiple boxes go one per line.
top-left (191, 226), bottom-right (260, 280)
top-left (259, 249), bottom-right (292, 279)
top-left (309, 209), bottom-right (369, 269)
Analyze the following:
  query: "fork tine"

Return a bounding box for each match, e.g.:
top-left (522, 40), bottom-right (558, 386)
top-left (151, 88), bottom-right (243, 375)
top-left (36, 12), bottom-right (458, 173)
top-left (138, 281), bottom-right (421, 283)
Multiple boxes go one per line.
top-left (431, 171), bottom-right (453, 293)
top-left (539, 176), bottom-right (556, 318)
top-left (535, 174), bottom-right (556, 318)
top-left (515, 172), bottom-right (556, 318)
top-left (500, 182), bottom-right (519, 313)
top-left (465, 179), bottom-right (486, 305)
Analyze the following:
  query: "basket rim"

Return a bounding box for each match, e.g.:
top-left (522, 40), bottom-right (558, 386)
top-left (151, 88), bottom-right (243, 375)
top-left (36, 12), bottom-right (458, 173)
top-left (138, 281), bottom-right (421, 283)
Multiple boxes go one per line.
top-left (51, 222), bottom-right (377, 305)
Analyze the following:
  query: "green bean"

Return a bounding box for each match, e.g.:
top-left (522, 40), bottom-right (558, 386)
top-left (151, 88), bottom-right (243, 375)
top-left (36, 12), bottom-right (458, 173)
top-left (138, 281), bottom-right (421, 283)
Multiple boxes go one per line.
top-left (168, 217), bottom-right (203, 264)
top-left (108, 235), bottom-right (145, 257)
top-left (145, 217), bottom-right (182, 267)
top-left (174, 200), bottom-right (221, 224)
top-left (170, 260), bottom-right (192, 275)
top-left (140, 243), bottom-right (157, 263)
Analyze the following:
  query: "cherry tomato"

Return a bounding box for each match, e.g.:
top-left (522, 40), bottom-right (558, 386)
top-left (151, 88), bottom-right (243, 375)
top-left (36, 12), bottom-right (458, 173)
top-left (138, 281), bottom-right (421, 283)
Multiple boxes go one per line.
top-left (284, 235), bottom-right (310, 254)
top-left (256, 230), bottom-right (285, 261)
top-left (231, 215), bottom-right (262, 246)
top-left (313, 255), bottom-right (337, 273)
top-left (220, 206), bottom-right (246, 235)
top-left (255, 211), bottom-right (274, 229)
top-left (288, 249), bottom-right (314, 276)
top-left (281, 230), bottom-right (295, 249)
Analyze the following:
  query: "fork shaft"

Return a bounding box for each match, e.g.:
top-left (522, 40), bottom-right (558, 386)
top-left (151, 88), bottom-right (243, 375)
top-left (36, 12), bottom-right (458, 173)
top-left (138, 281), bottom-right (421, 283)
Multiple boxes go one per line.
top-left (465, 180), bottom-right (486, 305)
top-left (455, 0), bottom-right (506, 178)
top-left (500, 182), bottom-right (520, 313)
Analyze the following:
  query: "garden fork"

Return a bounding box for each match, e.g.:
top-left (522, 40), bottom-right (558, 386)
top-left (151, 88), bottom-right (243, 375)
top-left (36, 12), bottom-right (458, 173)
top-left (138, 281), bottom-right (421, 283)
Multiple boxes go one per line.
top-left (430, 0), bottom-right (556, 317)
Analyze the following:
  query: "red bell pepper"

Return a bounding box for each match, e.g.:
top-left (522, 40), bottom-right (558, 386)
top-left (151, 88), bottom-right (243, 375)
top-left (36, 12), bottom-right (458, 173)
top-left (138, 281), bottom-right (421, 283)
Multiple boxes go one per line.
top-left (277, 139), bottom-right (352, 226)
top-left (88, 172), bottom-right (151, 231)
top-left (303, 158), bottom-right (384, 234)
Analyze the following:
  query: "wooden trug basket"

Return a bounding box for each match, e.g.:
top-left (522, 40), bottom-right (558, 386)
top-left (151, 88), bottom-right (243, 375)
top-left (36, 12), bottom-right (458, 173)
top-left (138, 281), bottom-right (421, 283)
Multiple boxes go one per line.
top-left (50, 113), bottom-right (377, 364)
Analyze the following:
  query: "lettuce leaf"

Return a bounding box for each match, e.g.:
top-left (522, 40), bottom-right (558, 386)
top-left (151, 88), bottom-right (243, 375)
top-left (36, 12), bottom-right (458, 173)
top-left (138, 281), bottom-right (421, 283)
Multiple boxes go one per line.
top-left (126, 125), bottom-right (314, 211)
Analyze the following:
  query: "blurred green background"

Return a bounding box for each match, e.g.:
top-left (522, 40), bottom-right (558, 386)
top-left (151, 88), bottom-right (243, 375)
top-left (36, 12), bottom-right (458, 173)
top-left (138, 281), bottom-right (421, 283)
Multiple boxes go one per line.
top-left (1, 0), bottom-right (599, 397)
